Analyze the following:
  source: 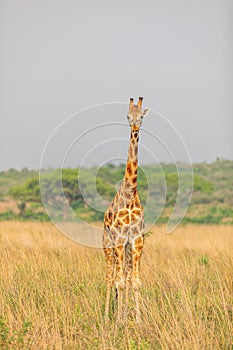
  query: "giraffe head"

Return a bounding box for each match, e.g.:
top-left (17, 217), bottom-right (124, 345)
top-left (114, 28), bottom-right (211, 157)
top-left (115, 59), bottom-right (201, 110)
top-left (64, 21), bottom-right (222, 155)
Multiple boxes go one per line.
top-left (127, 97), bottom-right (150, 131)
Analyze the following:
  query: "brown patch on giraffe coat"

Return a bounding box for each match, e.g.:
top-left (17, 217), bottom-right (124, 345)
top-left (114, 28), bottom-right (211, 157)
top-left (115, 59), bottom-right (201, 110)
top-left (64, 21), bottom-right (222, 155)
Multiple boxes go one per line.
top-left (126, 162), bottom-right (133, 176)
top-left (104, 213), bottom-right (110, 225)
top-left (114, 245), bottom-right (124, 258)
top-left (114, 194), bottom-right (119, 202)
top-left (124, 174), bottom-right (130, 182)
top-left (131, 161), bottom-right (137, 169)
top-left (116, 237), bottom-right (126, 246)
top-left (122, 215), bottom-right (130, 224)
top-left (110, 228), bottom-right (117, 239)
top-left (118, 209), bottom-right (128, 218)
top-left (114, 219), bottom-right (123, 228)
top-left (124, 192), bottom-right (132, 200)
top-left (119, 197), bottom-right (125, 208)
top-left (135, 196), bottom-right (141, 207)
top-left (107, 211), bottom-right (117, 222)
top-left (122, 226), bottom-right (129, 235)
top-left (132, 209), bottom-right (141, 216)
top-left (111, 204), bottom-right (118, 214)
top-left (131, 214), bottom-right (140, 225)
top-left (129, 202), bottom-right (135, 210)
top-left (134, 236), bottom-right (144, 249)
top-left (124, 181), bottom-right (131, 189)
top-left (131, 226), bottom-right (140, 236)
top-left (131, 176), bottom-right (137, 184)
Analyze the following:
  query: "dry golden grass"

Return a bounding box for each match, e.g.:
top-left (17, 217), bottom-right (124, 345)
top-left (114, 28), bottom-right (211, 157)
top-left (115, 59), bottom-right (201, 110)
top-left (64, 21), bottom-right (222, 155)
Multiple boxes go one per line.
top-left (0, 222), bottom-right (232, 349)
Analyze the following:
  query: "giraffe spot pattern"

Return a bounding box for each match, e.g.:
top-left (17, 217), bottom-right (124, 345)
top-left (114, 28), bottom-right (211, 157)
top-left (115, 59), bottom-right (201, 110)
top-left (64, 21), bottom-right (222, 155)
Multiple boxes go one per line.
top-left (122, 215), bottom-right (130, 224)
top-left (118, 210), bottom-right (129, 218)
top-left (126, 163), bottom-right (133, 176)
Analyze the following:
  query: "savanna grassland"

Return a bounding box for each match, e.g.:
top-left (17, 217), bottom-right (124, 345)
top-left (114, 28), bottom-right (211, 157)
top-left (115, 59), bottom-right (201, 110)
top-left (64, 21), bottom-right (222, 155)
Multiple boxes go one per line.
top-left (0, 222), bottom-right (232, 349)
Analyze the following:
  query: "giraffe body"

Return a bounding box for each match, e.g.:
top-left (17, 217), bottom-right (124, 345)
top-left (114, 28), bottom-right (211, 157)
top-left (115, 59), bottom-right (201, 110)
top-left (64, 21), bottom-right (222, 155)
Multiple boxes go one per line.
top-left (103, 97), bottom-right (149, 322)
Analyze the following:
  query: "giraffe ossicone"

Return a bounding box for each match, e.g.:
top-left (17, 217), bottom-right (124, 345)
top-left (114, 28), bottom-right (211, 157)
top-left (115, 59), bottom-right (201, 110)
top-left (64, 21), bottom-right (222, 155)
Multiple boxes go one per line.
top-left (103, 97), bottom-right (150, 323)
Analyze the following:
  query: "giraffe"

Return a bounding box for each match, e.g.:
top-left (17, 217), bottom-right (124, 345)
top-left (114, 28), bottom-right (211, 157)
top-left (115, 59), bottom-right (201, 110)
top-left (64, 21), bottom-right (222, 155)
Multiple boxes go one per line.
top-left (103, 97), bottom-right (150, 322)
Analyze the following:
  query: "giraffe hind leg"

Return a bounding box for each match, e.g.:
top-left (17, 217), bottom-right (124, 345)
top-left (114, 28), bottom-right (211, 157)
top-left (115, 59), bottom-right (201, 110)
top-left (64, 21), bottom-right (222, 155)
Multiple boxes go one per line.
top-left (103, 246), bottom-right (115, 321)
top-left (132, 236), bottom-right (144, 322)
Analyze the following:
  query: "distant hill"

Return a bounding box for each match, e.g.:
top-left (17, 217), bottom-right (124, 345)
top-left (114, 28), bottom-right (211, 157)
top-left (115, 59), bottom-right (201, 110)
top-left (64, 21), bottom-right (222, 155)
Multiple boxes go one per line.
top-left (0, 160), bottom-right (232, 224)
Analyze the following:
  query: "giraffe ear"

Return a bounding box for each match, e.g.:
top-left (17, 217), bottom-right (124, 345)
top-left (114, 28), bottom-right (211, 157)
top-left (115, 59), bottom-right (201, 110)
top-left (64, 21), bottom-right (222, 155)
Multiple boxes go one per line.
top-left (143, 108), bottom-right (150, 117)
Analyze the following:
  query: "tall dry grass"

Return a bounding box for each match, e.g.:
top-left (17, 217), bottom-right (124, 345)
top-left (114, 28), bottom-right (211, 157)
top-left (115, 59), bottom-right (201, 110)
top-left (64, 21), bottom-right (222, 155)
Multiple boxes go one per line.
top-left (0, 222), bottom-right (232, 349)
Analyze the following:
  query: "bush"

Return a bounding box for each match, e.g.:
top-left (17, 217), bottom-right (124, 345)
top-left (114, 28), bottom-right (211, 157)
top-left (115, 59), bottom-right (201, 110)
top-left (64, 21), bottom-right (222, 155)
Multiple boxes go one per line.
top-left (0, 211), bottom-right (17, 221)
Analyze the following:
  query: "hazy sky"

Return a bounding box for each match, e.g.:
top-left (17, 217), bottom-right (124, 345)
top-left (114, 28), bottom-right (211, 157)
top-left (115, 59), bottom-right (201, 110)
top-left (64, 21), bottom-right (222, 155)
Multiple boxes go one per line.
top-left (1, 0), bottom-right (232, 170)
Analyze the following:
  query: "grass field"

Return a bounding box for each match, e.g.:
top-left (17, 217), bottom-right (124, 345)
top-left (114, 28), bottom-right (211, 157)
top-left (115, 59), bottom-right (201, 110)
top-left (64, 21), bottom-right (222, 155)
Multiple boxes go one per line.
top-left (0, 222), bottom-right (232, 349)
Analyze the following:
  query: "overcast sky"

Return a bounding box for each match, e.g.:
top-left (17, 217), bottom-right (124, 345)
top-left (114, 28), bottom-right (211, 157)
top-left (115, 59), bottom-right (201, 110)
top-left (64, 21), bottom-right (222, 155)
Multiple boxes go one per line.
top-left (1, 0), bottom-right (232, 170)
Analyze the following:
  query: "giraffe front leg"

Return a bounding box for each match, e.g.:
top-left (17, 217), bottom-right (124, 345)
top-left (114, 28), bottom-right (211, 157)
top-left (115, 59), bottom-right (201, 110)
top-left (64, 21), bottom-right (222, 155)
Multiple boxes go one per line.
top-left (132, 236), bottom-right (144, 323)
top-left (103, 246), bottom-right (114, 321)
top-left (114, 245), bottom-right (125, 322)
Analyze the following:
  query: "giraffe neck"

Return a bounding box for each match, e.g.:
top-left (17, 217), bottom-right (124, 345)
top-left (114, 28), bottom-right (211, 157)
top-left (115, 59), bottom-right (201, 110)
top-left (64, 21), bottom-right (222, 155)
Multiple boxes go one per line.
top-left (123, 128), bottom-right (139, 191)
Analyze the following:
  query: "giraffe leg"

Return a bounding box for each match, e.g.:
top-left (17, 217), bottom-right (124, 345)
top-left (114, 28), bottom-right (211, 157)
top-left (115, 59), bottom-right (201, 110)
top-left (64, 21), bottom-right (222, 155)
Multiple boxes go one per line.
top-left (103, 247), bottom-right (114, 321)
top-left (124, 242), bottom-right (132, 320)
top-left (114, 245), bottom-right (125, 322)
top-left (132, 236), bottom-right (144, 323)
